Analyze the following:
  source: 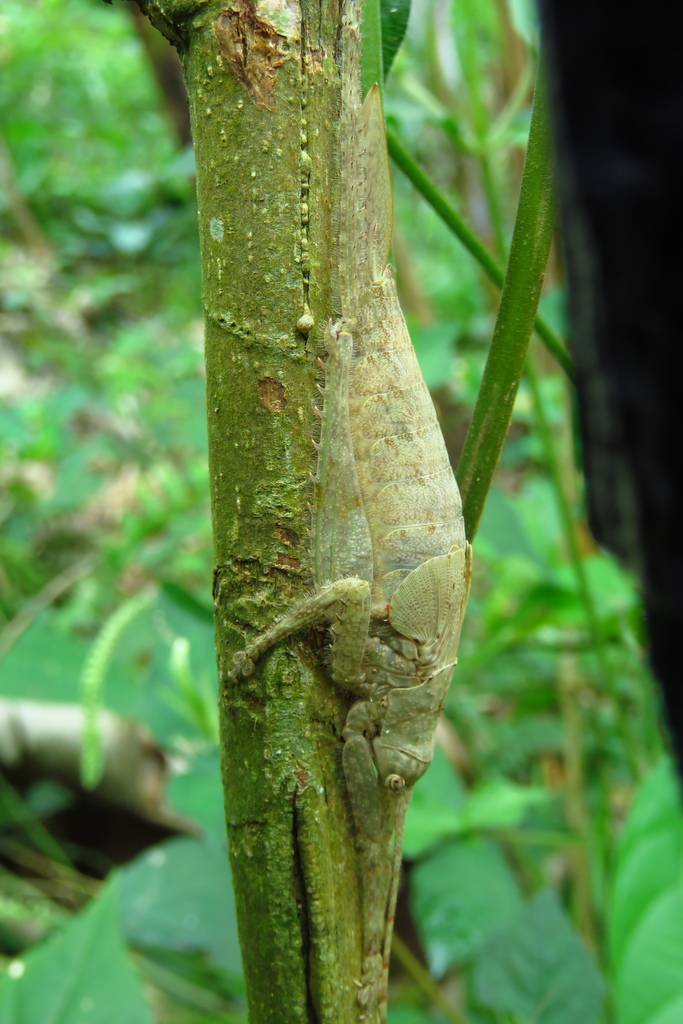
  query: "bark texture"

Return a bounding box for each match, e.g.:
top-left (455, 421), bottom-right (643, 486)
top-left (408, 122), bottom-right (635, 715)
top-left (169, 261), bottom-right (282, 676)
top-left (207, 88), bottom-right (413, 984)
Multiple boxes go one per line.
top-left (539, 1), bottom-right (683, 768)
top-left (135, 0), bottom-right (365, 1020)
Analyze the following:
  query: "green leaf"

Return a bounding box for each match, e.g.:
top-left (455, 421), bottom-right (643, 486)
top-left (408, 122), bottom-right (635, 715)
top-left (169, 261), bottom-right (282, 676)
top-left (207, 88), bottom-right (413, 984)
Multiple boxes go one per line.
top-left (380, 0), bottom-right (411, 77)
top-left (0, 621), bottom-right (136, 711)
top-left (361, 0), bottom-right (384, 94)
top-left (0, 881), bottom-right (152, 1024)
top-left (410, 323), bottom-right (456, 391)
top-left (476, 485), bottom-right (547, 566)
top-left (610, 759), bottom-right (683, 972)
top-left (609, 759), bottom-right (683, 1024)
top-left (410, 836), bottom-right (522, 974)
top-left (505, 0), bottom-right (539, 46)
top-left (166, 752), bottom-right (227, 836)
top-left (117, 836), bottom-right (242, 976)
top-left (473, 889), bottom-right (604, 1024)
top-left (403, 747), bottom-right (466, 858)
top-left (404, 754), bottom-right (551, 857)
top-left (161, 580), bottom-right (214, 624)
top-left (554, 553), bottom-right (640, 618)
top-left (387, 1010), bottom-right (448, 1024)
top-left (362, 0), bottom-right (410, 92)
top-left (455, 777), bottom-right (551, 831)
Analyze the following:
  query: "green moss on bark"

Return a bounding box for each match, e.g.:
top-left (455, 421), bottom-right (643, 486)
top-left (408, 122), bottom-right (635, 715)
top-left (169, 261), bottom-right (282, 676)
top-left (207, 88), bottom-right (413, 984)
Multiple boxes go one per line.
top-left (136, 0), bottom-right (368, 1020)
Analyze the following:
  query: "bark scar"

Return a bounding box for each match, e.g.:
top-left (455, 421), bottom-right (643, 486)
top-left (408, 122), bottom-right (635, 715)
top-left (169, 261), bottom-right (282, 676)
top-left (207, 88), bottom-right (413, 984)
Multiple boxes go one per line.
top-left (274, 524), bottom-right (300, 546)
top-left (214, 1), bottom-right (290, 108)
top-left (258, 375), bottom-right (287, 412)
top-left (274, 552), bottom-right (301, 570)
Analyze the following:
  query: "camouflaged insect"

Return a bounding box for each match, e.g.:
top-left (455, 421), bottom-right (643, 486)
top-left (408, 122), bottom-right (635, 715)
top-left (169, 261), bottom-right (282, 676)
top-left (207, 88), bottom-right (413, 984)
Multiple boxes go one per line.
top-left (232, 1), bottom-right (472, 1016)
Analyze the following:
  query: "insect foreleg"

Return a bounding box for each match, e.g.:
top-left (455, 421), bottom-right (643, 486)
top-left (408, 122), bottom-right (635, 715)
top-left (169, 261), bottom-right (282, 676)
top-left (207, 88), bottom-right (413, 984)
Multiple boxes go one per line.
top-left (342, 700), bottom-right (384, 837)
top-left (343, 700), bottom-right (407, 1021)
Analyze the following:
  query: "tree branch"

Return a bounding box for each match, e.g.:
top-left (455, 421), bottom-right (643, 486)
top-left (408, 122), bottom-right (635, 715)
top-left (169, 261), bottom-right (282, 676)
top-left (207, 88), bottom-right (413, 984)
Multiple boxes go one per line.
top-left (135, 0), bottom-right (366, 1019)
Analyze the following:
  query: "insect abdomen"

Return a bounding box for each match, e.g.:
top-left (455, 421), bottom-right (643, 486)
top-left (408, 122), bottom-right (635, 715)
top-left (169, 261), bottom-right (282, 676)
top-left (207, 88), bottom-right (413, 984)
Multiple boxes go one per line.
top-left (349, 273), bottom-right (465, 604)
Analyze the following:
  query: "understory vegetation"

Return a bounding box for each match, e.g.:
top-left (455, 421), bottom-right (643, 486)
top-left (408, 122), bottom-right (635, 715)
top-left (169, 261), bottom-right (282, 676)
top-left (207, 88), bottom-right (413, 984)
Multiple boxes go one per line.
top-left (0, 1), bottom-right (678, 1022)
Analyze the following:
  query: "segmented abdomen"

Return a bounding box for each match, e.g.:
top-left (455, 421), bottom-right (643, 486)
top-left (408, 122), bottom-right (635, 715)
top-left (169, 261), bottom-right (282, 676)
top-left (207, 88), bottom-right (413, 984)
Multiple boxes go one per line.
top-left (349, 271), bottom-right (465, 607)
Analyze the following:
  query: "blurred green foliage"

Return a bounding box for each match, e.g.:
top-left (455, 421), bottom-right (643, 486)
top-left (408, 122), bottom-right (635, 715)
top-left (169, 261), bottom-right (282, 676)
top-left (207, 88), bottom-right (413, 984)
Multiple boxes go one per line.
top-left (0, 1), bottom-right (675, 1022)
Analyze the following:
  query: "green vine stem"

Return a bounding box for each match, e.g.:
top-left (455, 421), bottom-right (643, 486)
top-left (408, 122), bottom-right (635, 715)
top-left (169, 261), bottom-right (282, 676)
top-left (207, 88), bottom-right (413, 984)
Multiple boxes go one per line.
top-left (455, 56), bottom-right (556, 539)
top-left (385, 128), bottom-right (573, 379)
top-left (391, 935), bottom-right (473, 1024)
top-left (453, 0), bottom-right (506, 259)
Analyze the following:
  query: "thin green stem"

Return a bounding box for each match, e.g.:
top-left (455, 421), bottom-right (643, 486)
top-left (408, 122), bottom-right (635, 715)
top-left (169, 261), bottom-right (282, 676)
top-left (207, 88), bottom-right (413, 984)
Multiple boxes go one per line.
top-left (526, 356), bottom-right (625, 959)
top-left (525, 358), bottom-right (640, 779)
top-left (492, 828), bottom-right (581, 848)
top-left (360, 0), bottom-right (383, 98)
top-left (453, 0), bottom-right (507, 258)
top-left (487, 58), bottom-right (535, 149)
top-left (391, 934), bottom-right (473, 1024)
top-left (479, 152), bottom-right (507, 259)
top-left (0, 772), bottom-right (73, 870)
top-left (0, 555), bottom-right (96, 660)
top-left (387, 127), bottom-right (500, 278)
top-left (455, 58), bottom-right (556, 539)
top-left (386, 129), bottom-right (573, 379)
top-left (558, 655), bottom-right (597, 952)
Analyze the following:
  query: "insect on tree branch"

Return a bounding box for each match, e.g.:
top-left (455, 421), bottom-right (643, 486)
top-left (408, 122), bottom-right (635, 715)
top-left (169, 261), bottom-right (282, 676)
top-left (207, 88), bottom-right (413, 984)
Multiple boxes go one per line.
top-left (231, 0), bottom-right (472, 1017)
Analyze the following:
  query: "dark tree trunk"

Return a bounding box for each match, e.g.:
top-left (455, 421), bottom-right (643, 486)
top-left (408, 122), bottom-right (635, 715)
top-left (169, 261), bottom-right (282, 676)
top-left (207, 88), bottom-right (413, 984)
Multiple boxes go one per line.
top-left (540, 1), bottom-right (683, 767)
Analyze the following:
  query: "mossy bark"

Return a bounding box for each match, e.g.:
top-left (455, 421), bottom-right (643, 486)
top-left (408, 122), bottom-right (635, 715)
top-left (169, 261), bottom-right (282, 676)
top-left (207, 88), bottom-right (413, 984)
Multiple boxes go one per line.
top-left (135, 1), bottom-right (366, 1020)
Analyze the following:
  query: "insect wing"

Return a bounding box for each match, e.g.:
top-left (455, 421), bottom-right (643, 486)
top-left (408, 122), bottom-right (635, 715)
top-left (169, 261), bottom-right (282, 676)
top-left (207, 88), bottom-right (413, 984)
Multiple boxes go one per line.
top-left (388, 544), bottom-right (471, 668)
top-left (361, 83), bottom-right (393, 284)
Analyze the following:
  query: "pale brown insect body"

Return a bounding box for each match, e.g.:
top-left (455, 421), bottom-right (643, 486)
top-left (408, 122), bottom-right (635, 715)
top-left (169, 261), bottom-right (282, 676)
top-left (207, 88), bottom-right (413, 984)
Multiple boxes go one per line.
top-left (350, 273), bottom-right (466, 609)
top-left (232, 1), bottom-right (472, 1017)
